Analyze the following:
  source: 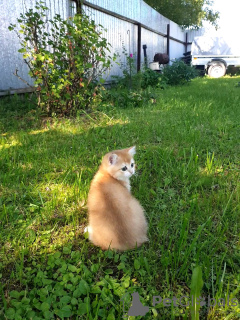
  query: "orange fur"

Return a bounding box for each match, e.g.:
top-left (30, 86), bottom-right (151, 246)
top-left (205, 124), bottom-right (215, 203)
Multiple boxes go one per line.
top-left (86, 146), bottom-right (148, 251)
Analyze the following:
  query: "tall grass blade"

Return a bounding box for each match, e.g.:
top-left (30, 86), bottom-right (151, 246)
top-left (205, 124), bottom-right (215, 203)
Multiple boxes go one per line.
top-left (190, 266), bottom-right (203, 320)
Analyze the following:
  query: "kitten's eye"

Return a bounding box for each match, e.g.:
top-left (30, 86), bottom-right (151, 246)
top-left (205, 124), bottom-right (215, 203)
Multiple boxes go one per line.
top-left (121, 166), bottom-right (127, 171)
top-left (131, 163), bottom-right (134, 168)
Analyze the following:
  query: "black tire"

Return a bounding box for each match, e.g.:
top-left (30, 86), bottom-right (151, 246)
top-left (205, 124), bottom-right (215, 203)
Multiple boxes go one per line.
top-left (208, 62), bottom-right (226, 78)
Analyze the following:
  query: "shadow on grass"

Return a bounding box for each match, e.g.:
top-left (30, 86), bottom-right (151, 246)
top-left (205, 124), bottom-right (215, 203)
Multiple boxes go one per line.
top-left (1, 79), bottom-right (240, 313)
top-left (1, 120), bottom-right (137, 268)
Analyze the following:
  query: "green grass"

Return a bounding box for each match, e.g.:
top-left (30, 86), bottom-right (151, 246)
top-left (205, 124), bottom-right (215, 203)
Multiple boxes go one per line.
top-left (0, 77), bottom-right (240, 319)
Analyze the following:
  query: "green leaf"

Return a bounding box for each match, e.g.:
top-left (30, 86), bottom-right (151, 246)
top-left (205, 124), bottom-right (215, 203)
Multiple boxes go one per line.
top-left (90, 285), bottom-right (102, 294)
top-left (63, 246), bottom-right (71, 254)
top-left (60, 296), bottom-right (71, 304)
top-left (10, 291), bottom-right (21, 299)
top-left (43, 310), bottom-right (54, 319)
top-left (59, 263), bottom-right (67, 272)
top-left (73, 288), bottom-right (81, 298)
top-left (86, 63), bottom-right (93, 68)
top-left (5, 308), bottom-right (15, 320)
top-left (41, 302), bottom-right (50, 311)
top-left (107, 313), bottom-right (115, 320)
top-left (117, 262), bottom-right (125, 270)
top-left (152, 308), bottom-right (158, 317)
top-left (122, 277), bottom-right (130, 288)
top-left (66, 283), bottom-right (74, 290)
top-left (42, 278), bottom-right (53, 285)
top-left (71, 298), bottom-right (78, 305)
top-left (10, 301), bottom-right (21, 308)
top-left (114, 286), bottom-right (125, 297)
top-left (104, 269), bottom-right (113, 274)
top-left (26, 310), bottom-right (36, 319)
top-left (77, 302), bottom-right (88, 315)
top-left (78, 279), bottom-right (90, 296)
top-left (39, 288), bottom-right (48, 296)
top-left (18, 48), bottom-right (26, 53)
top-left (190, 266), bottom-right (203, 320)
top-left (90, 264), bottom-right (99, 273)
top-left (54, 251), bottom-right (61, 259)
top-left (68, 264), bottom-right (77, 272)
top-left (21, 297), bottom-right (30, 304)
top-left (70, 276), bottom-right (79, 286)
top-left (134, 259), bottom-right (141, 270)
top-left (55, 305), bottom-right (72, 318)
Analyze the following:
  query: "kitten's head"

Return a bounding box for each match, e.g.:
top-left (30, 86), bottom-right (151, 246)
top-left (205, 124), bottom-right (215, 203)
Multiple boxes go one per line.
top-left (102, 146), bottom-right (136, 181)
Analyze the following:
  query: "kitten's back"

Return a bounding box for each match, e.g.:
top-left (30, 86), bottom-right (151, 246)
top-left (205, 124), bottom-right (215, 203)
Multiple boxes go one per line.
top-left (87, 147), bottom-right (148, 251)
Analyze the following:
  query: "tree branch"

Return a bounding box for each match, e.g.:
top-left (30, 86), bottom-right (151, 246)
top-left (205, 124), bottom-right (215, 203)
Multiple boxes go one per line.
top-left (13, 69), bottom-right (34, 88)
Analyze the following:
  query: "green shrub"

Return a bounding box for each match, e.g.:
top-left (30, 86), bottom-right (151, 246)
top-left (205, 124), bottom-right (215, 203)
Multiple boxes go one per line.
top-left (161, 60), bottom-right (198, 85)
top-left (103, 87), bottom-right (157, 108)
top-left (112, 67), bottom-right (166, 91)
top-left (140, 68), bottom-right (162, 88)
top-left (9, 2), bottom-right (115, 116)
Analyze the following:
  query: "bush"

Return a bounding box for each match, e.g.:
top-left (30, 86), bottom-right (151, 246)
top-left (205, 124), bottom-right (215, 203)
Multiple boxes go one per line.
top-left (102, 87), bottom-right (157, 108)
top-left (161, 60), bottom-right (198, 85)
top-left (9, 2), bottom-right (115, 116)
top-left (112, 66), bottom-right (166, 91)
top-left (109, 55), bottom-right (164, 108)
top-left (140, 68), bottom-right (162, 88)
top-left (112, 46), bottom-right (164, 90)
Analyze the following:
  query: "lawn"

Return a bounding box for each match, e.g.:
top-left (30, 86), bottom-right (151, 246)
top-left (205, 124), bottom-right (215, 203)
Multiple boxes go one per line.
top-left (0, 77), bottom-right (240, 319)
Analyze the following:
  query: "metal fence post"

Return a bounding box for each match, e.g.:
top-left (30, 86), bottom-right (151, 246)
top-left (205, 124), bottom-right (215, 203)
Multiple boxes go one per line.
top-left (167, 23), bottom-right (170, 58)
top-left (137, 23), bottom-right (141, 72)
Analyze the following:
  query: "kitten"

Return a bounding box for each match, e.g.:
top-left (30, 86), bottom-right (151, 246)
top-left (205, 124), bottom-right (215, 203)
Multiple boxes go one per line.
top-left (86, 146), bottom-right (148, 251)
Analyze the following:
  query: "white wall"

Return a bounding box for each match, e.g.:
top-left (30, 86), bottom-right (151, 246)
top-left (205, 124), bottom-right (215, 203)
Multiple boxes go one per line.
top-left (0, 0), bottom-right (203, 91)
top-left (0, 0), bottom-right (75, 91)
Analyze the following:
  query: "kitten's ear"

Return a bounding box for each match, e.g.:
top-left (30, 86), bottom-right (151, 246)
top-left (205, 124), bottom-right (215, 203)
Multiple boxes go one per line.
top-left (109, 153), bottom-right (118, 165)
top-left (128, 146), bottom-right (136, 156)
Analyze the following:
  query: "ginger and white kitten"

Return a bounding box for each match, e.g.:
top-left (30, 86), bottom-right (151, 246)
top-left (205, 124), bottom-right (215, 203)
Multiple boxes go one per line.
top-left (86, 146), bottom-right (148, 251)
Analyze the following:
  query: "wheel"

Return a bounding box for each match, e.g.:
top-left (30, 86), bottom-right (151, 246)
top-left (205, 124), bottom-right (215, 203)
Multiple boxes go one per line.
top-left (208, 62), bottom-right (226, 78)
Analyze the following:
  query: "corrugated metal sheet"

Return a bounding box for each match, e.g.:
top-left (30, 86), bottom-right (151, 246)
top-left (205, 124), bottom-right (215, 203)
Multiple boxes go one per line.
top-left (141, 27), bottom-right (165, 62)
top-left (87, 0), bottom-right (141, 22)
top-left (0, 0), bottom-right (75, 91)
top-left (85, 0), bottom-right (203, 63)
top-left (0, 0), bottom-right (204, 91)
top-left (83, 5), bottom-right (138, 80)
top-left (1, 0), bottom-right (31, 91)
top-left (83, 0), bottom-right (170, 80)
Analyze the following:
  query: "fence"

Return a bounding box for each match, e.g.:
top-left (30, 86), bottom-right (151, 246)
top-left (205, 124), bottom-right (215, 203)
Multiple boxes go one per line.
top-left (80, 0), bottom-right (204, 81)
top-left (0, 0), bottom-right (77, 94)
top-left (0, 0), bottom-right (203, 93)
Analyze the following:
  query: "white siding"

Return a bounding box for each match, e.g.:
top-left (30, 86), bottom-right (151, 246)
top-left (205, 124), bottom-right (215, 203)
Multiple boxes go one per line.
top-left (0, 0), bottom-right (204, 91)
top-left (0, 0), bottom-right (75, 91)
top-left (84, 0), bottom-right (170, 76)
top-left (83, 5), bottom-right (138, 80)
